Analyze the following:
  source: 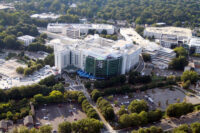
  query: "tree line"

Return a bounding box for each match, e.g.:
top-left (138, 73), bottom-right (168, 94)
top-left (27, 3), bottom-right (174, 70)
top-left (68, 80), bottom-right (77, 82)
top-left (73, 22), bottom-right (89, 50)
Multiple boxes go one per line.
top-left (13, 0), bottom-right (200, 28)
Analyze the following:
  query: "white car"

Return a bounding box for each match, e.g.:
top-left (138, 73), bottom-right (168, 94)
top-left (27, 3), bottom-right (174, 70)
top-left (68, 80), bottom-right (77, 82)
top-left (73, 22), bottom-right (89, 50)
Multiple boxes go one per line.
top-left (43, 116), bottom-right (48, 120)
top-left (45, 122), bottom-right (50, 125)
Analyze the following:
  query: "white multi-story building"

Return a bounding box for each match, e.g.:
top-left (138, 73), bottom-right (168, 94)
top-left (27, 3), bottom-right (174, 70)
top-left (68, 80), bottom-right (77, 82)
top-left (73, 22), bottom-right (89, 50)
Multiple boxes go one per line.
top-left (47, 23), bottom-right (115, 35)
top-left (144, 26), bottom-right (192, 39)
top-left (53, 35), bottom-right (142, 77)
top-left (144, 27), bottom-right (192, 49)
top-left (188, 37), bottom-right (200, 53)
top-left (62, 26), bottom-right (80, 39)
top-left (120, 28), bottom-right (176, 69)
top-left (17, 35), bottom-right (35, 46)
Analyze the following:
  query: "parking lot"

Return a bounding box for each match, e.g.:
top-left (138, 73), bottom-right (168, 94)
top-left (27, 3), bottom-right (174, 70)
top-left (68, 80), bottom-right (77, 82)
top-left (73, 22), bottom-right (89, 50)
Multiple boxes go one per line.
top-left (145, 88), bottom-right (185, 110)
top-left (107, 92), bottom-right (156, 114)
top-left (0, 59), bottom-right (26, 78)
top-left (145, 88), bottom-right (200, 110)
top-left (35, 103), bottom-right (87, 131)
top-left (105, 87), bottom-right (200, 113)
top-left (0, 64), bottom-right (55, 89)
top-left (153, 68), bottom-right (183, 77)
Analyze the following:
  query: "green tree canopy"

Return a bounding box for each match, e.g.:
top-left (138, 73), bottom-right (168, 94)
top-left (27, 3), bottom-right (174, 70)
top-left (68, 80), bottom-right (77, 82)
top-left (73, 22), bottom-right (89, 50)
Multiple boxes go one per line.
top-left (58, 121), bottom-right (72, 133)
top-left (128, 100), bottom-right (148, 113)
top-left (174, 47), bottom-right (188, 57)
top-left (181, 70), bottom-right (198, 84)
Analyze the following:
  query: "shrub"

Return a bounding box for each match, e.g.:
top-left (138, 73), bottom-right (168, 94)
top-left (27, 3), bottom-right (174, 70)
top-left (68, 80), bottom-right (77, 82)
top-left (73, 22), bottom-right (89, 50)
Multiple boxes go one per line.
top-left (166, 102), bottom-right (194, 118)
top-left (97, 97), bottom-right (115, 121)
top-left (16, 67), bottom-right (24, 74)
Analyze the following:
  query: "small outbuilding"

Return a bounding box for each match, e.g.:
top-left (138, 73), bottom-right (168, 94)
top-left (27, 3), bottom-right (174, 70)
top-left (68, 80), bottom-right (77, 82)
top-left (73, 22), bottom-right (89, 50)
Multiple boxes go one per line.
top-left (0, 120), bottom-right (7, 132)
top-left (24, 116), bottom-right (34, 129)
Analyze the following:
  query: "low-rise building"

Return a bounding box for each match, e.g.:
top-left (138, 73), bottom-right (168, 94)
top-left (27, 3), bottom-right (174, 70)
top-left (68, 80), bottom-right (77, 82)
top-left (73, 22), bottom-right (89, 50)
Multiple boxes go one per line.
top-left (116, 20), bottom-right (127, 27)
top-left (144, 26), bottom-right (192, 39)
top-left (160, 34), bottom-right (178, 48)
top-left (144, 26), bottom-right (192, 49)
top-left (188, 37), bottom-right (200, 54)
top-left (62, 26), bottom-right (80, 39)
top-left (30, 13), bottom-right (60, 20)
top-left (47, 23), bottom-right (115, 36)
top-left (24, 116), bottom-right (34, 129)
top-left (0, 4), bottom-right (15, 10)
top-left (143, 42), bottom-right (176, 69)
top-left (0, 120), bottom-right (13, 133)
top-left (120, 28), bottom-right (176, 69)
top-left (79, 18), bottom-right (87, 24)
top-left (17, 35), bottom-right (35, 46)
top-left (0, 120), bottom-right (7, 132)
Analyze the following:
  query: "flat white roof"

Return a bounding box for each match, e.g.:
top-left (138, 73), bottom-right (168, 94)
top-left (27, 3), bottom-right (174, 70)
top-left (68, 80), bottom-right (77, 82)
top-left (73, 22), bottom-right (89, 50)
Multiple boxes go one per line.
top-left (145, 26), bottom-right (192, 37)
top-left (0, 4), bottom-right (14, 10)
top-left (120, 28), bottom-right (175, 54)
top-left (48, 23), bottom-right (114, 30)
top-left (188, 37), bottom-right (200, 47)
top-left (17, 35), bottom-right (35, 40)
top-left (31, 13), bottom-right (60, 19)
top-left (54, 34), bottom-right (141, 60)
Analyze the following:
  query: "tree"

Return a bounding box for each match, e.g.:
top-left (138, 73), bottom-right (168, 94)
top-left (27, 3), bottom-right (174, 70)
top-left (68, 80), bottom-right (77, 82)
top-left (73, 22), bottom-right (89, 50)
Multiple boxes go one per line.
top-left (17, 126), bottom-right (29, 133)
top-left (138, 111), bottom-right (148, 125)
top-left (84, 82), bottom-right (91, 89)
top-left (133, 126), bottom-right (163, 133)
top-left (34, 94), bottom-right (46, 104)
top-left (97, 97), bottom-right (115, 121)
top-left (3, 35), bottom-right (21, 49)
top-left (182, 80), bottom-right (191, 89)
top-left (40, 33), bottom-right (47, 39)
top-left (58, 121), bottom-right (72, 133)
top-left (128, 100), bottom-right (148, 113)
top-left (117, 105), bottom-right (128, 116)
top-left (191, 122), bottom-right (200, 133)
top-left (16, 67), bottom-right (24, 74)
top-left (166, 103), bottom-right (194, 118)
top-left (53, 83), bottom-right (65, 93)
top-left (72, 118), bottom-right (103, 133)
top-left (44, 54), bottom-right (54, 66)
top-left (119, 114), bottom-right (132, 128)
top-left (169, 56), bottom-right (188, 70)
top-left (107, 95), bottom-right (113, 101)
top-left (23, 67), bottom-right (33, 76)
top-left (39, 125), bottom-right (52, 133)
top-left (135, 25), bottom-right (144, 36)
top-left (49, 90), bottom-right (63, 103)
top-left (91, 89), bottom-right (101, 102)
top-left (129, 71), bottom-right (151, 84)
top-left (30, 128), bottom-right (38, 133)
top-left (174, 47), bottom-right (188, 57)
top-left (130, 113), bottom-right (141, 127)
top-left (147, 109), bottom-right (162, 123)
top-left (6, 111), bottom-right (13, 120)
top-left (142, 53), bottom-right (151, 62)
top-left (181, 70), bottom-right (198, 84)
top-left (39, 75), bottom-right (56, 86)
top-left (173, 124), bottom-right (191, 133)
top-left (101, 30), bottom-right (107, 35)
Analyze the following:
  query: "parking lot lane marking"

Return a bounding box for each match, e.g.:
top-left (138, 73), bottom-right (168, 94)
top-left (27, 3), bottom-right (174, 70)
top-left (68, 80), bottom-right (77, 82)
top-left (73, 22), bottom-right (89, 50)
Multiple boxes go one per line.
top-left (56, 107), bottom-right (63, 116)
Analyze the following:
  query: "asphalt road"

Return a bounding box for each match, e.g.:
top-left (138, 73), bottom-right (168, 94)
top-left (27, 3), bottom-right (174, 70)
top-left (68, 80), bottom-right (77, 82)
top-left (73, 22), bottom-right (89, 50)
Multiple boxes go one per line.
top-left (62, 73), bottom-right (116, 133)
top-left (135, 56), bottom-right (145, 73)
